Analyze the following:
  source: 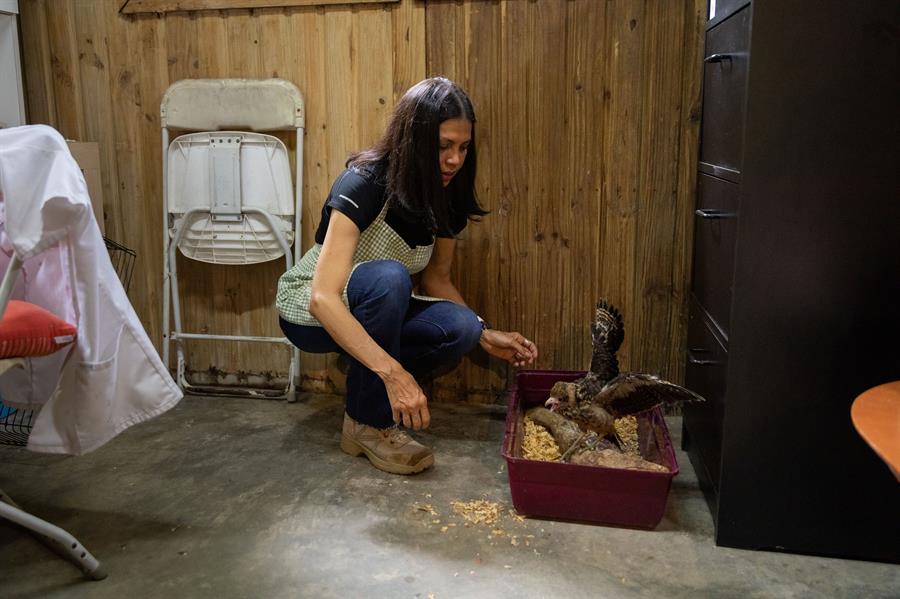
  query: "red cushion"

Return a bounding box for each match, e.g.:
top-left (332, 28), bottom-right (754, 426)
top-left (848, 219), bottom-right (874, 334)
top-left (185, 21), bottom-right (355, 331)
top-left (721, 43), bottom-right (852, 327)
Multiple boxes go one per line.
top-left (0, 300), bottom-right (77, 358)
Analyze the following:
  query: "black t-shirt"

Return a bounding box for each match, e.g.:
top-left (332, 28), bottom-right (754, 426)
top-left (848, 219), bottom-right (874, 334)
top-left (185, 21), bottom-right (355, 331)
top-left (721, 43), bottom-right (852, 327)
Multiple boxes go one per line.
top-left (313, 162), bottom-right (467, 248)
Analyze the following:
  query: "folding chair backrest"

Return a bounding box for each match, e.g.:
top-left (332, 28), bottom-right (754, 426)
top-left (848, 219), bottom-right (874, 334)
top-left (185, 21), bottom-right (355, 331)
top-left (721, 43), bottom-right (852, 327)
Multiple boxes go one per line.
top-left (160, 78), bottom-right (305, 131)
top-left (161, 79), bottom-right (305, 266)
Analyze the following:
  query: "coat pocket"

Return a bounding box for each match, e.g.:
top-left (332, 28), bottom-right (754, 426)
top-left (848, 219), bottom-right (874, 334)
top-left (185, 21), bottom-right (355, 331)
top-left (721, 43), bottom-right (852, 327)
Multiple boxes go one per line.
top-left (28, 323), bottom-right (182, 455)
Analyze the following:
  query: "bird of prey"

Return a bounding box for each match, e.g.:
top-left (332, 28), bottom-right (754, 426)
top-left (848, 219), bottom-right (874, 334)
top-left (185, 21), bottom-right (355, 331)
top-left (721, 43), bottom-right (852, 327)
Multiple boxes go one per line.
top-left (545, 299), bottom-right (704, 437)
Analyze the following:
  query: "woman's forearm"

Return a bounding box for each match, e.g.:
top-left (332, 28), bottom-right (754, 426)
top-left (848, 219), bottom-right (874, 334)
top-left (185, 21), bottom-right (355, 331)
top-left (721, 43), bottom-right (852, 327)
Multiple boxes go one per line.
top-left (309, 291), bottom-right (400, 380)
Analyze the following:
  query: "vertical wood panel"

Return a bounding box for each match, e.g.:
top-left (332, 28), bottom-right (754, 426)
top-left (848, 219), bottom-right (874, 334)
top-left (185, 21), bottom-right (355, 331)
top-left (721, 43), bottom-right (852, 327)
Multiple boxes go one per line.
top-left (133, 14), bottom-right (169, 356)
top-left (17, 0), bottom-right (56, 125)
top-left (195, 10), bottom-right (229, 77)
top-left (526, 0), bottom-right (571, 367)
top-left (166, 11), bottom-right (200, 82)
top-left (287, 8), bottom-right (328, 246)
top-left (323, 9), bottom-right (357, 178)
top-left (631, 1), bottom-right (686, 380)
top-left (287, 7), bottom-right (333, 389)
top-left (599, 0), bottom-right (644, 371)
top-left (257, 8), bottom-right (289, 78)
top-left (463, 0), bottom-right (504, 399)
top-left (103, 6), bottom-right (139, 250)
top-left (565, 0), bottom-right (607, 374)
top-left (17, 0), bottom-right (703, 400)
top-left (669, 0), bottom-right (706, 381)
top-left (495, 0), bottom-right (529, 348)
top-left (390, 0), bottom-right (424, 104)
top-left (45, 0), bottom-right (85, 138)
top-left (356, 6), bottom-right (392, 147)
top-left (74, 0), bottom-right (119, 233)
top-left (424, 0), bottom-right (457, 80)
top-left (225, 9), bottom-right (261, 77)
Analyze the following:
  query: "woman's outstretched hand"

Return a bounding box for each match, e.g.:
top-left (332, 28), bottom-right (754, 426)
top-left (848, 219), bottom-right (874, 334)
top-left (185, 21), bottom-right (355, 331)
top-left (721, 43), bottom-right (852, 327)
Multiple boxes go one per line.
top-left (381, 367), bottom-right (430, 430)
top-left (479, 329), bottom-right (539, 368)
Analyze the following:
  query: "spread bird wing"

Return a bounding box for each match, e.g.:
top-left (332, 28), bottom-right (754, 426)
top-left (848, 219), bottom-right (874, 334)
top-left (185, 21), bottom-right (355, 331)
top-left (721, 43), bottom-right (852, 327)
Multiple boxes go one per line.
top-left (589, 299), bottom-right (625, 379)
top-left (593, 372), bottom-right (705, 417)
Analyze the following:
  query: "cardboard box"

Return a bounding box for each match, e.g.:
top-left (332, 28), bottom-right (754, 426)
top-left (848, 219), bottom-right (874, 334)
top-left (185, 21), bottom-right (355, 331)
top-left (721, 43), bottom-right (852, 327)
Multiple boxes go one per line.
top-left (66, 141), bottom-right (104, 234)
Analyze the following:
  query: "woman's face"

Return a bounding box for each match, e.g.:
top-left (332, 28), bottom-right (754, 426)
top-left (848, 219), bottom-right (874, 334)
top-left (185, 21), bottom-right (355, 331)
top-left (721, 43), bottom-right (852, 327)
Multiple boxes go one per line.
top-left (439, 117), bottom-right (472, 187)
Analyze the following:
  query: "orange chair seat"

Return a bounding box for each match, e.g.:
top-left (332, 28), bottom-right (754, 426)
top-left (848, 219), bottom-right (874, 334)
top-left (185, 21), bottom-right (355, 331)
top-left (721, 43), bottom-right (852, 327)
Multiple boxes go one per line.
top-left (851, 381), bottom-right (900, 482)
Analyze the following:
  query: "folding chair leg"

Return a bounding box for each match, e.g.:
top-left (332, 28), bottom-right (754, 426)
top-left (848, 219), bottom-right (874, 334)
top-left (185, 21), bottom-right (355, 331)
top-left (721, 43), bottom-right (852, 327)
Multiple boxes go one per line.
top-left (166, 233), bottom-right (189, 390)
top-left (0, 488), bottom-right (108, 580)
top-left (287, 346), bottom-right (300, 403)
top-left (162, 126), bottom-right (171, 370)
top-left (165, 210), bottom-right (299, 400)
top-left (162, 257), bottom-right (171, 368)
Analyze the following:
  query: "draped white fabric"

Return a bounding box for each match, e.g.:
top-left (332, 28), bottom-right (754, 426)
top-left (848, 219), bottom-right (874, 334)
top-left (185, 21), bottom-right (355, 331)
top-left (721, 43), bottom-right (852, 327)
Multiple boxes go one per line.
top-left (0, 125), bottom-right (182, 455)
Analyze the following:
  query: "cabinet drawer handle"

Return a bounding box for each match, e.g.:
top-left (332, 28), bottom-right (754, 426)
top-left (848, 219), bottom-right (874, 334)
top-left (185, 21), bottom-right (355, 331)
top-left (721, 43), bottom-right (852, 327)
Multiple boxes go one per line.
top-left (704, 53), bottom-right (735, 63)
top-left (688, 349), bottom-right (721, 366)
top-left (695, 208), bottom-right (737, 219)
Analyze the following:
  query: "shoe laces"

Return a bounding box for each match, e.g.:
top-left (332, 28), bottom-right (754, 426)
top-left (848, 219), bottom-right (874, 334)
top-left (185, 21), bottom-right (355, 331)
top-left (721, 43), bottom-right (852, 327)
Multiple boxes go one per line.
top-left (382, 426), bottom-right (411, 446)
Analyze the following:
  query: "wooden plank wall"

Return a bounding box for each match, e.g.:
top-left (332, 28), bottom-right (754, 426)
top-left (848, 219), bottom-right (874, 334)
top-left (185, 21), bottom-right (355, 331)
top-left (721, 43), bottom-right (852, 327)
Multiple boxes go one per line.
top-left (17, 0), bottom-right (704, 402)
top-left (425, 0), bottom-right (705, 401)
top-left (18, 0), bottom-right (425, 393)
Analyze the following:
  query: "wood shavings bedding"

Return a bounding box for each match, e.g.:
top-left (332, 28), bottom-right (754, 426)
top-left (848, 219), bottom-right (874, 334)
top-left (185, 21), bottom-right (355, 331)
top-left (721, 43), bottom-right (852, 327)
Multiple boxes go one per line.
top-left (613, 415), bottom-right (640, 456)
top-left (522, 416), bottom-right (561, 461)
top-left (523, 411), bottom-right (667, 471)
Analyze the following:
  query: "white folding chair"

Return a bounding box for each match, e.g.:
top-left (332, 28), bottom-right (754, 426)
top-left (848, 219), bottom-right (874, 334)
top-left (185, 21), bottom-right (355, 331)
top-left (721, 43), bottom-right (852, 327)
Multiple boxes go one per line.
top-left (161, 79), bottom-right (304, 401)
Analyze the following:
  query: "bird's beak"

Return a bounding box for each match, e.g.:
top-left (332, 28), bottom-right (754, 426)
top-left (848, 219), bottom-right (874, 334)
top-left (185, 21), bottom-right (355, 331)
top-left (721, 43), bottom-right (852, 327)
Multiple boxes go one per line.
top-left (545, 397), bottom-right (560, 411)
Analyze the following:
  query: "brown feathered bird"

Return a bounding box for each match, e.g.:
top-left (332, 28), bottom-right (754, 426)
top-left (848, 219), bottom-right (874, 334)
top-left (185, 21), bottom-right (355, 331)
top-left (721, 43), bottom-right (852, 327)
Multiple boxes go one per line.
top-left (546, 299), bottom-right (704, 436)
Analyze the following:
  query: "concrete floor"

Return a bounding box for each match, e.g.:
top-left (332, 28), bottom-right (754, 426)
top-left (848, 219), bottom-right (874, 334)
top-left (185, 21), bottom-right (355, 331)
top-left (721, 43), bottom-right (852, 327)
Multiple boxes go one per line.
top-left (0, 394), bottom-right (897, 599)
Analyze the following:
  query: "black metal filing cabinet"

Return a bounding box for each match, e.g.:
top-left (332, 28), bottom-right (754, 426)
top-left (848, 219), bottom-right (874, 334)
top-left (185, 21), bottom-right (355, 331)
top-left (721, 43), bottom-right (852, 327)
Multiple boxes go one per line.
top-left (683, 0), bottom-right (900, 562)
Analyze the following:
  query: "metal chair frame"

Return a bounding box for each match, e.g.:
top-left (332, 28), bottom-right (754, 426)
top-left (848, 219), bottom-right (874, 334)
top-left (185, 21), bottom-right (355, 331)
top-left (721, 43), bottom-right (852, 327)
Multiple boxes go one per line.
top-left (160, 79), bottom-right (305, 401)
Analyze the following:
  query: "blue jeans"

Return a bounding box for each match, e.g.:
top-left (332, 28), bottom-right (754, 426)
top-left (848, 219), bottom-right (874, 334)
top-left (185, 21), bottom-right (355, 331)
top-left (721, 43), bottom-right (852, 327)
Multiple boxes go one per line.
top-left (279, 260), bottom-right (483, 428)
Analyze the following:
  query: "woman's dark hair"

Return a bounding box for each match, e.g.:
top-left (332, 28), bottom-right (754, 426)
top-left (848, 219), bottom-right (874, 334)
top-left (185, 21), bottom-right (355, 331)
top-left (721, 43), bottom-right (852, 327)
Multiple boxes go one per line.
top-left (347, 77), bottom-right (487, 235)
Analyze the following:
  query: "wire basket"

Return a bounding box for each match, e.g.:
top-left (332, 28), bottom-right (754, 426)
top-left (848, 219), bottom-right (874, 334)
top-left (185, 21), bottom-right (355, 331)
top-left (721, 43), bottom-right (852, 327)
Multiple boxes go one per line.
top-left (0, 237), bottom-right (137, 446)
top-left (0, 403), bottom-right (36, 447)
top-left (105, 236), bottom-right (137, 294)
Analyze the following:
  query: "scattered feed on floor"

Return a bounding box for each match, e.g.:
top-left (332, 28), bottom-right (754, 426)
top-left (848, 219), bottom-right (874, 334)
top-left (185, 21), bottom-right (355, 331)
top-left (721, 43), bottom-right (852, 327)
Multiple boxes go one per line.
top-left (450, 499), bottom-right (501, 526)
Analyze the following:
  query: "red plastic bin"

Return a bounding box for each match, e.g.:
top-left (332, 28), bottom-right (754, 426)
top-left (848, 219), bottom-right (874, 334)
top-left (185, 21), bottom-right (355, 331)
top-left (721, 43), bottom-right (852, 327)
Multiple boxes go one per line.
top-left (502, 369), bottom-right (679, 529)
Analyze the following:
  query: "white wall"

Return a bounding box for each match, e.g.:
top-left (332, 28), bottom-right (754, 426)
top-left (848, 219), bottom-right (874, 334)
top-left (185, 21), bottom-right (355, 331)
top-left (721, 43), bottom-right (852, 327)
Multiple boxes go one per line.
top-left (0, 0), bottom-right (26, 128)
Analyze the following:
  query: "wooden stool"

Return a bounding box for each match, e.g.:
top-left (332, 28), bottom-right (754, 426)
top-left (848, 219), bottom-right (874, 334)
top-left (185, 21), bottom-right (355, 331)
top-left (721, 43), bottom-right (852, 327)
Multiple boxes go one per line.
top-left (851, 381), bottom-right (900, 482)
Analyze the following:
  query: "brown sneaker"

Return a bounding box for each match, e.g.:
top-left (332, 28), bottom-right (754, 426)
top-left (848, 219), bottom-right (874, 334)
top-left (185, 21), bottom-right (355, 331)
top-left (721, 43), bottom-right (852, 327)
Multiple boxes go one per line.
top-left (340, 413), bottom-right (434, 475)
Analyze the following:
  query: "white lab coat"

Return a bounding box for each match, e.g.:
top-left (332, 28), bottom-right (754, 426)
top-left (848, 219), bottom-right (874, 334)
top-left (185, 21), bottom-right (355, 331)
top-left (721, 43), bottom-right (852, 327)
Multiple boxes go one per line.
top-left (0, 124), bottom-right (182, 455)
